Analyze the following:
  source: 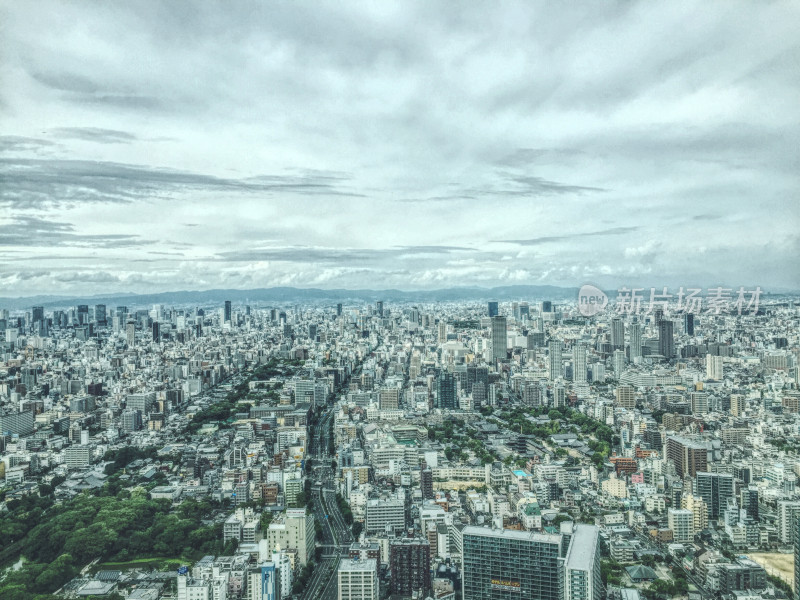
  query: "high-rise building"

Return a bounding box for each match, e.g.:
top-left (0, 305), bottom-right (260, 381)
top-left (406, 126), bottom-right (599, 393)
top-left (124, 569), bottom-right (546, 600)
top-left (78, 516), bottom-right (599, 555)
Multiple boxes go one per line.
top-left (462, 527), bottom-right (562, 600)
top-left (436, 373), bottom-right (457, 410)
top-left (224, 300), bottom-right (232, 323)
top-left (666, 436), bottom-right (708, 478)
top-left (438, 322), bottom-right (448, 343)
top-left (696, 472), bottom-right (734, 521)
top-left (390, 539), bottom-right (431, 597)
top-left (247, 563), bottom-right (280, 600)
top-left (266, 508), bottom-right (316, 566)
top-left (684, 313), bottom-right (695, 336)
top-left (336, 303), bottom-right (343, 317)
top-left (487, 302), bottom-right (499, 317)
top-left (94, 304), bottom-right (107, 326)
top-left (628, 323), bottom-right (642, 360)
top-left (658, 320), bottom-right (674, 359)
top-left (612, 349), bottom-right (625, 377)
top-left (690, 392), bottom-right (709, 415)
top-left (615, 385), bottom-right (636, 409)
top-left (491, 316), bottom-right (507, 362)
top-left (563, 525), bottom-right (602, 600)
top-left (376, 301), bottom-right (384, 317)
top-left (380, 387), bottom-right (400, 410)
top-left (778, 501), bottom-right (800, 544)
top-left (572, 344), bottom-right (587, 383)
top-left (77, 304), bottom-right (89, 325)
top-left (706, 355), bottom-right (723, 381)
top-left (668, 508), bottom-right (694, 542)
top-left (611, 318), bottom-right (625, 349)
top-left (365, 499), bottom-right (405, 534)
top-left (548, 340), bottom-right (562, 380)
top-left (126, 320), bottom-right (136, 346)
top-left (680, 494), bottom-right (709, 532)
top-left (730, 394), bottom-right (745, 417)
top-left (421, 468), bottom-right (434, 500)
top-left (338, 558), bottom-right (378, 600)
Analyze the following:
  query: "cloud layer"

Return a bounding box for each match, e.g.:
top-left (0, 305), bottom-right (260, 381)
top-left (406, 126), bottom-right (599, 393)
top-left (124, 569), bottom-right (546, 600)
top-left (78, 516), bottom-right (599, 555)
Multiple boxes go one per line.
top-left (0, 1), bottom-right (798, 296)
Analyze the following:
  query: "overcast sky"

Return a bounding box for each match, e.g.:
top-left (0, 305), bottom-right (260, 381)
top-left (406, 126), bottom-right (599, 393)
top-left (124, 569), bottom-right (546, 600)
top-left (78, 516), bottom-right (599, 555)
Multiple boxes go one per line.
top-left (1, 1), bottom-right (798, 297)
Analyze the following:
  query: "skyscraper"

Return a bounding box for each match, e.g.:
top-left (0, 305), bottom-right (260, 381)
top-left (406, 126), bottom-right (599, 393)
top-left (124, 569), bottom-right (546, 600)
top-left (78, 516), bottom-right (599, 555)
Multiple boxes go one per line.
top-left (658, 320), bottom-right (674, 358)
top-left (436, 373), bottom-right (457, 409)
top-left (390, 539), bottom-right (431, 598)
top-left (572, 344), bottom-right (587, 383)
top-left (684, 313), bottom-right (695, 336)
top-left (336, 303), bottom-right (343, 317)
top-left (488, 301), bottom-right (499, 317)
top-left (224, 300), bottom-right (232, 323)
top-left (628, 322), bottom-right (642, 360)
top-left (376, 301), bottom-right (384, 317)
top-left (94, 304), bottom-right (107, 326)
top-left (548, 340), bottom-right (562, 380)
top-left (563, 525), bottom-right (602, 600)
top-left (611, 318), bottom-right (625, 349)
top-left (126, 320), bottom-right (136, 346)
top-left (491, 316), bottom-right (507, 362)
top-left (696, 472), bottom-right (734, 521)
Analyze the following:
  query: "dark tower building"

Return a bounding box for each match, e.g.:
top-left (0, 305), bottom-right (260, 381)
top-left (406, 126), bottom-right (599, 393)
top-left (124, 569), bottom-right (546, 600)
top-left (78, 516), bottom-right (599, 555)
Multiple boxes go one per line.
top-left (436, 373), bottom-right (457, 409)
top-left (224, 300), bottom-right (232, 323)
top-left (421, 468), bottom-right (434, 500)
top-left (376, 301), bottom-right (384, 317)
top-left (684, 313), bottom-right (695, 336)
top-left (487, 301), bottom-right (499, 317)
top-left (336, 303), bottom-right (343, 317)
top-left (390, 539), bottom-right (432, 598)
top-left (658, 320), bottom-right (675, 359)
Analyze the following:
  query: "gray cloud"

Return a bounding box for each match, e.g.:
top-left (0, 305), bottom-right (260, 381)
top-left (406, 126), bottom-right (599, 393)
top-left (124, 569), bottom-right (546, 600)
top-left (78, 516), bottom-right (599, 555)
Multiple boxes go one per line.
top-left (0, 1), bottom-right (797, 294)
top-left (0, 158), bottom-right (364, 208)
top-left (498, 227), bottom-right (641, 246)
top-left (51, 127), bottom-right (138, 144)
top-left (0, 216), bottom-right (150, 248)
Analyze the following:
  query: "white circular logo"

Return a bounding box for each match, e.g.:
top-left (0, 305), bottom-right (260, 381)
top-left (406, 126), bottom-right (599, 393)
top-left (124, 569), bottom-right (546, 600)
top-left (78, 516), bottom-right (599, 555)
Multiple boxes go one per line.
top-left (577, 284), bottom-right (608, 317)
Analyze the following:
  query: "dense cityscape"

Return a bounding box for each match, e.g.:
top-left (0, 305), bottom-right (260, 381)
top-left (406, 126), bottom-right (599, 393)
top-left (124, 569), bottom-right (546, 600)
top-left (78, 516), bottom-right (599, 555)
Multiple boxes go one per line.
top-left (0, 293), bottom-right (799, 600)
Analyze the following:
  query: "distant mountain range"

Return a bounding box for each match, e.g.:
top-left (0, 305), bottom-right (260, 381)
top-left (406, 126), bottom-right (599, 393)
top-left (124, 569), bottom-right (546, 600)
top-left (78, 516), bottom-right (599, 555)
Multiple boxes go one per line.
top-left (0, 285), bottom-right (583, 310)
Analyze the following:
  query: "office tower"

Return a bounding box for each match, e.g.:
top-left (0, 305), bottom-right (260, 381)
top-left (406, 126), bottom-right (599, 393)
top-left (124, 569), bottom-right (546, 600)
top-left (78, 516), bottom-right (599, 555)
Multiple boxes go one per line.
top-left (653, 307), bottom-right (664, 324)
top-left (658, 319), bottom-right (674, 358)
top-left (541, 300), bottom-right (553, 313)
top-left (743, 488), bottom-right (759, 521)
top-left (376, 301), bottom-right (384, 317)
top-left (461, 526), bottom-right (564, 600)
top-left (224, 300), bottom-right (232, 323)
top-left (438, 322), bottom-right (447, 343)
top-left (777, 501), bottom-right (800, 544)
top-left (491, 316), bottom-right (507, 362)
top-left (365, 499), bottom-right (405, 534)
top-left (796, 519), bottom-right (800, 600)
top-left (563, 525), bottom-right (602, 600)
top-left (247, 563), bottom-right (280, 600)
top-left (684, 313), bottom-right (695, 336)
top-left (611, 318), bottom-right (624, 349)
top-left (615, 385), bottom-right (636, 409)
top-left (666, 436), bottom-right (708, 478)
top-left (126, 320), bottom-right (136, 346)
top-left (554, 385), bottom-right (565, 408)
top-left (612, 349), bottom-right (625, 377)
top-left (152, 321), bottom-right (161, 342)
top-left (121, 409), bottom-right (143, 432)
top-left (421, 468), bottom-right (434, 500)
top-left (668, 509), bottom-right (694, 542)
top-left (572, 344), bottom-right (587, 383)
top-left (94, 304), bottom-right (107, 325)
top-left (519, 302), bottom-right (529, 320)
top-left (706, 355), bottom-right (723, 380)
top-left (730, 394), bottom-right (745, 417)
top-left (548, 340), bottom-right (562, 380)
top-left (512, 302), bottom-right (520, 320)
top-left (380, 388), bottom-right (400, 410)
top-left (390, 539), bottom-right (431, 597)
top-left (523, 381), bottom-right (542, 407)
top-left (0, 410), bottom-right (35, 436)
top-left (436, 373), bottom-right (457, 410)
top-left (628, 323), bottom-right (642, 360)
top-left (696, 472), bottom-right (734, 521)
top-left (680, 494), bottom-right (709, 532)
top-left (338, 558), bottom-right (378, 600)
top-left (690, 392), bottom-right (709, 415)
top-left (32, 306), bottom-right (44, 326)
top-left (77, 304), bottom-right (89, 325)
top-left (488, 301), bottom-right (499, 317)
top-left (337, 303), bottom-right (343, 317)
top-left (266, 508), bottom-right (315, 566)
